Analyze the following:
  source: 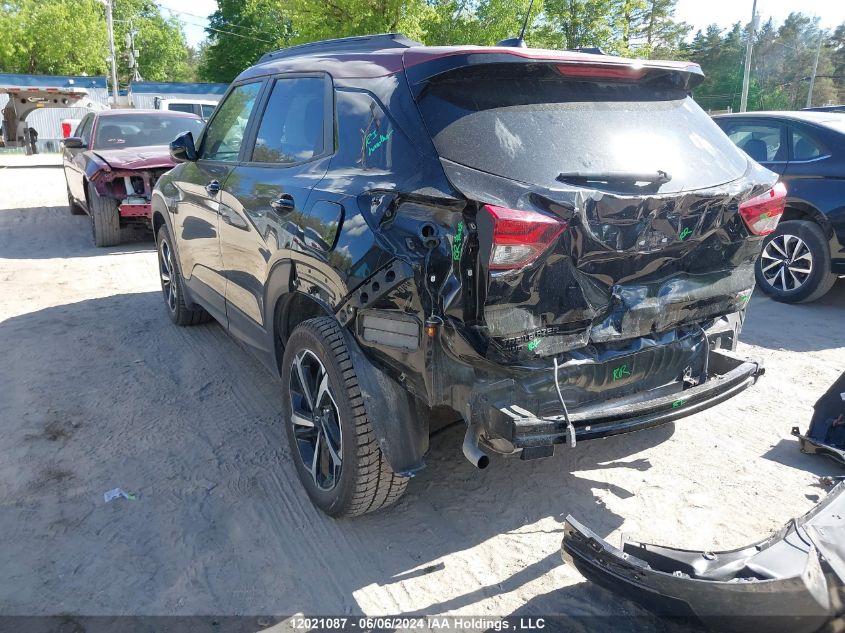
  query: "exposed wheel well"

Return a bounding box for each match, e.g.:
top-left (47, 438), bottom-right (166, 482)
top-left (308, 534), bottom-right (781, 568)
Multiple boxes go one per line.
top-left (781, 206), bottom-right (813, 223)
top-left (274, 291), bottom-right (333, 368)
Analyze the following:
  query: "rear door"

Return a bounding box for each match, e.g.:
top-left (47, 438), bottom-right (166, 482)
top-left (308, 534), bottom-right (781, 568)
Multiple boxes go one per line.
top-left (169, 80), bottom-right (264, 322)
top-left (219, 74), bottom-right (333, 349)
top-left (718, 118), bottom-right (789, 175)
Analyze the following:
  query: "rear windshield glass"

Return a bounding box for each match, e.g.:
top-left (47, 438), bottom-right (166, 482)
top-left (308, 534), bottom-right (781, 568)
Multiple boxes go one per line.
top-left (95, 114), bottom-right (205, 150)
top-left (415, 64), bottom-right (749, 193)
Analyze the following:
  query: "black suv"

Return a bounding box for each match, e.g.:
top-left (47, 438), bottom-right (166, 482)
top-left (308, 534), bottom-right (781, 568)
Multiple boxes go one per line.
top-left (154, 34), bottom-right (781, 517)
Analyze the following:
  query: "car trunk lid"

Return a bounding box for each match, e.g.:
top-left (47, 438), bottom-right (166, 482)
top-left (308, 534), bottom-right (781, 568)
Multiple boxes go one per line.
top-left (411, 60), bottom-right (780, 360)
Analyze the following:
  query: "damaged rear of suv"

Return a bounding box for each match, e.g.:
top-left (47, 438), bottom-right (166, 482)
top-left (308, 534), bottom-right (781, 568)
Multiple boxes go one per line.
top-left (154, 34), bottom-right (783, 516)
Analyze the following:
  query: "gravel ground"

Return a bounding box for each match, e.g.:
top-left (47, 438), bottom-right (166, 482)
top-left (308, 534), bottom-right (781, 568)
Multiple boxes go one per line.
top-left (0, 164), bottom-right (843, 628)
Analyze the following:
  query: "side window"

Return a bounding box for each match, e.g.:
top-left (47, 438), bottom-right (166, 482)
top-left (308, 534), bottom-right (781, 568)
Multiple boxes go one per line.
top-left (791, 128), bottom-right (825, 161)
top-left (335, 90), bottom-right (395, 171)
top-left (167, 103), bottom-right (194, 114)
top-left (251, 77), bottom-right (326, 164)
top-left (726, 123), bottom-right (785, 162)
top-left (199, 82), bottom-right (262, 161)
top-left (201, 104), bottom-right (217, 119)
top-left (76, 116), bottom-right (93, 144)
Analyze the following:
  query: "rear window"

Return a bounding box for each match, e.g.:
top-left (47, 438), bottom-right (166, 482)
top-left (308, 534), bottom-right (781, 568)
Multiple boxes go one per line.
top-left (416, 64), bottom-right (749, 193)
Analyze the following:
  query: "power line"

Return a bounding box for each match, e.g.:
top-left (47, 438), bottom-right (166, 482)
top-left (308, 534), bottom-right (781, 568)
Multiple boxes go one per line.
top-left (157, 5), bottom-right (274, 43)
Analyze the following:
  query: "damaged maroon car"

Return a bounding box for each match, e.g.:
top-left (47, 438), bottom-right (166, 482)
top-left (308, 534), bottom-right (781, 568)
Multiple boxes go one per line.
top-left (153, 34), bottom-right (786, 517)
top-left (62, 110), bottom-right (204, 246)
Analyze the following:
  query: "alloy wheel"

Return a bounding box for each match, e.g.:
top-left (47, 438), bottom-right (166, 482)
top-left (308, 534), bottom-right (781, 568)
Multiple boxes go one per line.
top-left (288, 350), bottom-right (343, 491)
top-left (159, 239), bottom-right (177, 312)
top-left (760, 233), bottom-right (813, 292)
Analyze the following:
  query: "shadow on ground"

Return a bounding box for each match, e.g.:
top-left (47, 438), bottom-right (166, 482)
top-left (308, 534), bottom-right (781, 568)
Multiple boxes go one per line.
top-left (0, 291), bottom-right (679, 626)
top-left (0, 205), bottom-right (154, 259)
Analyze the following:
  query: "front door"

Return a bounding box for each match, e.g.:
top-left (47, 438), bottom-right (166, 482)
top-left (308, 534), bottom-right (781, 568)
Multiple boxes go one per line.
top-left (63, 114), bottom-right (93, 202)
top-left (170, 80), bottom-right (264, 321)
top-left (219, 75), bottom-right (333, 350)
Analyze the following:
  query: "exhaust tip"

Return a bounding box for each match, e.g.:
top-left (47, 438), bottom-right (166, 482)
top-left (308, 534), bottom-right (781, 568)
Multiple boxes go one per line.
top-left (462, 420), bottom-right (491, 469)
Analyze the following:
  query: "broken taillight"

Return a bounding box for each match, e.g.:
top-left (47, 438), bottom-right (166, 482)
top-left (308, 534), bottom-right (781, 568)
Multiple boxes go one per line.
top-left (739, 182), bottom-right (787, 236)
top-left (484, 204), bottom-right (567, 270)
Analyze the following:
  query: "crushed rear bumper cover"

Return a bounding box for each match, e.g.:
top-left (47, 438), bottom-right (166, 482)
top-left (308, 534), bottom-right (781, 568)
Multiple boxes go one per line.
top-left (561, 483), bottom-right (845, 633)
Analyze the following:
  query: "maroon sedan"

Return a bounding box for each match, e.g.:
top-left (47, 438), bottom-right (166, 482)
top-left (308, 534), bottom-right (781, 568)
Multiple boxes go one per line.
top-left (62, 110), bottom-right (204, 246)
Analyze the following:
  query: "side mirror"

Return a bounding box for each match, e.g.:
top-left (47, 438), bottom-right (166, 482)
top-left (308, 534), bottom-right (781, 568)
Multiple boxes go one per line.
top-left (63, 137), bottom-right (85, 149)
top-left (170, 131), bottom-right (197, 163)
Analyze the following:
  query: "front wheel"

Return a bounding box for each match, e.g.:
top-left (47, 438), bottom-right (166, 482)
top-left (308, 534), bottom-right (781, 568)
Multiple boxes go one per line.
top-left (281, 317), bottom-right (408, 517)
top-left (156, 225), bottom-right (211, 326)
top-left (755, 220), bottom-right (837, 304)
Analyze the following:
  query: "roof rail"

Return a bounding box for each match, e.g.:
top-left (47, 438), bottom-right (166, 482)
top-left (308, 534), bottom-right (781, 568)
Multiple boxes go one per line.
top-left (258, 33), bottom-right (422, 64)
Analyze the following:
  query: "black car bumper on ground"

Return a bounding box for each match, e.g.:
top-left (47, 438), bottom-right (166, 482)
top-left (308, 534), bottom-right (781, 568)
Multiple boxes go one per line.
top-left (562, 483), bottom-right (845, 633)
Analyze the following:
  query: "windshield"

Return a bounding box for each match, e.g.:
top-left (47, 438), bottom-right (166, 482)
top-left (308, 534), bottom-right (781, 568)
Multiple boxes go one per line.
top-left (416, 64), bottom-right (749, 194)
top-left (94, 114), bottom-right (205, 150)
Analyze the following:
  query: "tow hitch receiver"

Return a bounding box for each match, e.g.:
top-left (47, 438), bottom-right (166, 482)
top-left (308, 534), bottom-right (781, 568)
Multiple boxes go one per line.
top-left (562, 483), bottom-right (845, 633)
top-left (793, 371), bottom-right (845, 468)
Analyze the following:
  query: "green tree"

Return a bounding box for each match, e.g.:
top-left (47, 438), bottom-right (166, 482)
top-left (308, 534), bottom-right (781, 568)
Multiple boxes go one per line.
top-left (0, 0), bottom-right (108, 75)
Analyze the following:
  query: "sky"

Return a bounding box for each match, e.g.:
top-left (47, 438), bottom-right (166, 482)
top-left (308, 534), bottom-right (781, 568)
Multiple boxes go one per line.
top-left (160, 0), bottom-right (845, 48)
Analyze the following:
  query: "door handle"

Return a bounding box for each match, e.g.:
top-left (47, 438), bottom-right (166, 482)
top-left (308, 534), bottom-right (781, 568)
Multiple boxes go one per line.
top-left (270, 194), bottom-right (295, 214)
top-left (205, 179), bottom-right (221, 195)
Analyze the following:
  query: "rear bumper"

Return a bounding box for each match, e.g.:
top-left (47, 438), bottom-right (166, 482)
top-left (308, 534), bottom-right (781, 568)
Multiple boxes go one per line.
top-left (119, 202), bottom-right (152, 219)
top-left (473, 349), bottom-right (763, 454)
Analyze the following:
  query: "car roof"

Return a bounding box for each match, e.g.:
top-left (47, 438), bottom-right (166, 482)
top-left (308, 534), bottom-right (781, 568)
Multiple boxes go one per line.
top-left (95, 109), bottom-right (202, 119)
top-left (236, 34), bottom-right (701, 82)
top-left (712, 110), bottom-right (845, 127)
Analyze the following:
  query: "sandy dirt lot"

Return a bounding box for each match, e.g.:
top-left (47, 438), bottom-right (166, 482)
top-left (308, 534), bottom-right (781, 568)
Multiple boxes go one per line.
top-left (1, 163), bottom-right (843, 628)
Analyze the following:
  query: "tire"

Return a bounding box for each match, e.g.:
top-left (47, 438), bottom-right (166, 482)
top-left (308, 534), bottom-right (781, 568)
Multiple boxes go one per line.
top-left (281, 317), bottom-right (408, 517)
top-left (87, 182), bottom-right (121, 247)
top-left (67, 187), bottom-right (85, 215)
top-left (755, 220), bottom-right (837, 304)
top-left (156, 225), bottom-right (211, 326)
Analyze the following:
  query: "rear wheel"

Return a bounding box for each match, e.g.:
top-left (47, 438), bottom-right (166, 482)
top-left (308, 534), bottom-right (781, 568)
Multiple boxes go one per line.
top-left (87, 182), bottom-right (121, 247)
top-left (281, 317), bottom-right (408, 517)
top-left (156, 225), bottom-right (210, 326)
top-left (755, 220), bottom-right (837, 304)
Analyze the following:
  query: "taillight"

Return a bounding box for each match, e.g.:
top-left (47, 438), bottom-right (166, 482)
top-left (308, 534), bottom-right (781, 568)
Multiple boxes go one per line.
top-left (484, 204), bottom-right (566, 270)
top-left (61, 122), bottom-right (71, 138)
top-left (739, 182), bottom-right (787, 236)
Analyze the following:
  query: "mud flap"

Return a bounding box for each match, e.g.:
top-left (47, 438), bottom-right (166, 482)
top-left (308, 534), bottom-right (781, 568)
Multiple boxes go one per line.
top-left (793, 371), bottom-right (845, 468)
top-left (561, 483), bottom-right (845, 633)
top-left (341, 327), bottom-right (429, 476)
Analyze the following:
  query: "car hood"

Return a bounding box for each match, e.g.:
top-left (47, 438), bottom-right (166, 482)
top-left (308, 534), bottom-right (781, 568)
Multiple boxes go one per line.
top-left (91, 145), bottom-right (174, 170)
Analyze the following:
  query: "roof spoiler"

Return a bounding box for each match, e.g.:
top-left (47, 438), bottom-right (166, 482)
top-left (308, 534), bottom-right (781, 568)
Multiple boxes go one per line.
top-left (259, 33), bottom-right (421, 64)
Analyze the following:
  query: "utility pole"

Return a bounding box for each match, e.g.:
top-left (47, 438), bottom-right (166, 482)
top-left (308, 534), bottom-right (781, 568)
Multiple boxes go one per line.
top-left (740, 0), bottom-right (758, 112)
top-left (806, 34), bottom-right (823, 108)
top-left (100, 0), bottom-right (119, 108)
